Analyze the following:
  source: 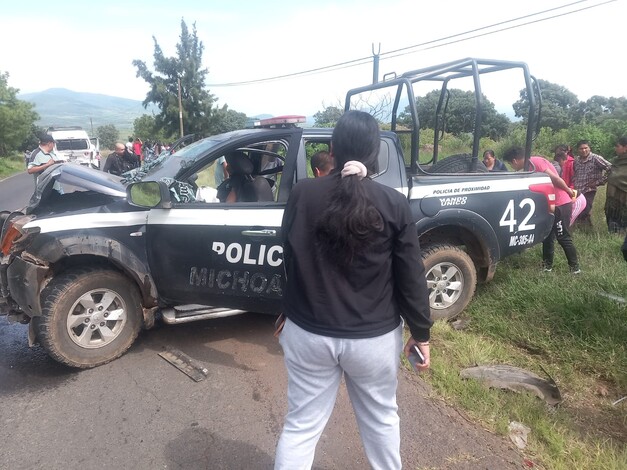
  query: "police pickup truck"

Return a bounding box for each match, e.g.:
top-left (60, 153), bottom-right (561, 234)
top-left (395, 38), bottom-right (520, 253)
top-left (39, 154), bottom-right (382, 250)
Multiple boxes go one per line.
top-left (0, 58), bottom-right (555, 368)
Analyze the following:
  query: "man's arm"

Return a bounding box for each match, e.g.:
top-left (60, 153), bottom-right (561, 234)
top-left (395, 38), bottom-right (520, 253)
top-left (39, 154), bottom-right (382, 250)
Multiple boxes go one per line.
top-left (543, 168), bottom-right (575, 198)
top-left (594, 155), bottom-right (612, 186)
top-left (102, 155), bottom-right (114, 174)
top-left (27, 157), bottom-right (55, 175)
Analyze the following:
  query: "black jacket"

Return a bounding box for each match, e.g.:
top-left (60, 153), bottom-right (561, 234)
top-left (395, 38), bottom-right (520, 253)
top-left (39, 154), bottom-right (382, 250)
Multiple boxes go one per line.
top-left (281, 173), bottom-right (432, 341)
top-left (103, 150), bottom-right (139, 176)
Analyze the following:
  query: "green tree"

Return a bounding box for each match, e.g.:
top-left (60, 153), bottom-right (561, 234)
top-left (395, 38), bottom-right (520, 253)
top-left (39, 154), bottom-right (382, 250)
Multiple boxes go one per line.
top-left (96, 124), bottom-right (119, 150)
top-left (132, 114), bottom-right (170, 142)
top-left (208, 105), bottom-right (247, 134)
top-left (314, 106), bottom-right (343, 127)
top-left (0, 71), bottom-right (39, 156)
top-left (21, 124), bottom-right (45, 152)
top-left (399, 89), bottom-right (510, 139)
top-left (513, 79), bottom-right (578, 131)
top-left (566, 124), bottom-right (613, 160)
top-left (573, 95), bottom-right (609, 125)
top-left (133, 19), bottom-right (218, 138)
top-left (605, 96), bottom-right (627, 120)
top-left (133, 115), bottom-right (156, 140)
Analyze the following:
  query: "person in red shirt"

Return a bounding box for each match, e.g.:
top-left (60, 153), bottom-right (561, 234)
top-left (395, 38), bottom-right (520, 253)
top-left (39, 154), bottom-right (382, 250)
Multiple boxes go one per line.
top-left (503, 147), bottom-right (580, 274)
top-left (554, 145), bottom-right (575, 188)
top-left (132, 138), bottom-right (143, 163)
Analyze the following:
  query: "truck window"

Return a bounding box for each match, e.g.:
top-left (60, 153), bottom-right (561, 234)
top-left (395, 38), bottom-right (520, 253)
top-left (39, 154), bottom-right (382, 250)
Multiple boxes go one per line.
top-left (56, 139), bottom-right (90, 151)
top-left (190, 140), bottom-right (286, 204)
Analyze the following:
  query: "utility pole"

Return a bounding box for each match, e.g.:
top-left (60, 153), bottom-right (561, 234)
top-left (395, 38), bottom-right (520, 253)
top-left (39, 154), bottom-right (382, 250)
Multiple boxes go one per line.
top-left (372, 43), bottom-right (381, 84)
top-left (178, 78), bottom-right (184, 138)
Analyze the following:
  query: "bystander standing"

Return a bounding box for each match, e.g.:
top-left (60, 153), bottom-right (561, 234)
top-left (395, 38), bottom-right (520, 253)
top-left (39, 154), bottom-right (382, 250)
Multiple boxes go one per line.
top-left (27, 134), bottom-right (64, 193)
top-left (103, 142), bottom-right (140, 176)
top-left (553, 145), bottom-right (575, 187)
top-left (572, 140), bottom-right (612, 227)
top-left (275, 111), bottom-right (432, 469)
top-left (503, 147), bottom-right (580, 274)
top-left (605, 136), bottom-right (627, 233)
top-left (482, 150), bottom-right (508, 172)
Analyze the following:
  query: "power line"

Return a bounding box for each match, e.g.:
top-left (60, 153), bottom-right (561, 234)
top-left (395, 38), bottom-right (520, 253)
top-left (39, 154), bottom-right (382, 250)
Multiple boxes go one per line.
top-left (381, 0), bottom-right (617, 61)
top-left (206, 0), bottom-right (615, 87)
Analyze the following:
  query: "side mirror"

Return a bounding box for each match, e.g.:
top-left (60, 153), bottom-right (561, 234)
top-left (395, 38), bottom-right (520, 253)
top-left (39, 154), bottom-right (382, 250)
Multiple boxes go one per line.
top-left (127, 181), bottom-right (172, 209)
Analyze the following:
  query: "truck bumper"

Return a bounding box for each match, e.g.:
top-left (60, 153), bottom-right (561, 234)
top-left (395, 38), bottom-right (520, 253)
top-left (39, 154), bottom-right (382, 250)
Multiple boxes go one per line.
top-left (2, 256), bottom-right (49, 318)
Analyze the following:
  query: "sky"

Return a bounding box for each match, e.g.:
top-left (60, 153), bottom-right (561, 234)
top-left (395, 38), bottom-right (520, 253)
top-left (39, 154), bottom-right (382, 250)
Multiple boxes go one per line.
top-left (1, 0), bottom-right (624, 119)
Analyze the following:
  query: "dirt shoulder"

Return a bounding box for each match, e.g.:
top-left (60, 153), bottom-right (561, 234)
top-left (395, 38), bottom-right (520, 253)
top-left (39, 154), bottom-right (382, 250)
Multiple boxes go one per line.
top-left (306, 367), bottom-right (524, 469)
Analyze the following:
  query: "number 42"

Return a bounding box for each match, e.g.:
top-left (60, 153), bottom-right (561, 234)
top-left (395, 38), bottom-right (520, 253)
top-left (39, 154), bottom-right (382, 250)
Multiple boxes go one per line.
top-left (499, 198), bottom-right (536, 233)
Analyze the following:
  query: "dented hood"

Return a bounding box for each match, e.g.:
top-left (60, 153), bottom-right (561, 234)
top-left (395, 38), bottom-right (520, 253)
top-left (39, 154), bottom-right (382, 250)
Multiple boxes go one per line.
top-left (27, 164), bottom-right (126, 211)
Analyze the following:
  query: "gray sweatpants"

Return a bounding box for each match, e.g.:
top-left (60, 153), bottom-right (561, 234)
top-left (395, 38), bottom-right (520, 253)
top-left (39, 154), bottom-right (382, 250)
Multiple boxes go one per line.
top-left (274, 318), bottom-right (403, 470)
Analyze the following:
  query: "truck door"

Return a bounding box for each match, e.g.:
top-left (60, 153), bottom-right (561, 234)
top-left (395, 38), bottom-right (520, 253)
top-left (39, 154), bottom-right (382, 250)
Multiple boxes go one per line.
top-left (142, 128), bottom-right (302, 314)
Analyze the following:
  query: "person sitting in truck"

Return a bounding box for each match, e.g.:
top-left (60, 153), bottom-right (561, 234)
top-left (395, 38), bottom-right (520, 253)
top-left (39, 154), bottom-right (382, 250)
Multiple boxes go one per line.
top-left (27, 134), bottom-right (64, 193)
top-left (310, 150), bottom-right (334, 177)
top-left (103, 143), bottom-right (140, 176)
top-left (503, 147), bottom-right (580, 274)
top-left (216, 151), bottom-right (273, 203)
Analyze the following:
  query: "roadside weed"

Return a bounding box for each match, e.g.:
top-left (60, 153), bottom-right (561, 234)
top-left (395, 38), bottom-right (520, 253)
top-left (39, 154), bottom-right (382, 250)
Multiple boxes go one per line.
top-left (0, 155), bottom-right (24, 179)
top-left (421, 187), bottom-right (627, 469)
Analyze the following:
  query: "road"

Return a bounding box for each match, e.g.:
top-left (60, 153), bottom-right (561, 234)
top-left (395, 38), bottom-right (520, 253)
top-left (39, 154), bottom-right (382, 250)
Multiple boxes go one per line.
top-left (1, 314), bottom-right (524, 470)
top-left (0, 170), bottom-right (36, 211)
top-left (0, 170), bottom-right (524, 469)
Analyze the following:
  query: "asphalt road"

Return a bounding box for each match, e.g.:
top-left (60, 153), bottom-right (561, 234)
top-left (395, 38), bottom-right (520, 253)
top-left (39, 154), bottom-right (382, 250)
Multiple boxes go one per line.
top-left (1, 170), bottom-right (36, 211)
top-left (1, 313), bottom-right (524, 470)
top-left (0, 169), bottom-right (524, 469)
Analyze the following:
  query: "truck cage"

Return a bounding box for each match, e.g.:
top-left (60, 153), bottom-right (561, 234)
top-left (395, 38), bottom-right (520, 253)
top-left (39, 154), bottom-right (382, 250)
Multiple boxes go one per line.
top-left (344, 58), bottom-right (542, 173)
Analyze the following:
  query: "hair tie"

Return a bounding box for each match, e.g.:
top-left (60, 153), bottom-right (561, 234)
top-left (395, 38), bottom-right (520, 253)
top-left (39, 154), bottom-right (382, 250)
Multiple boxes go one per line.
top-left (341, 161), bottom-right (367, 180)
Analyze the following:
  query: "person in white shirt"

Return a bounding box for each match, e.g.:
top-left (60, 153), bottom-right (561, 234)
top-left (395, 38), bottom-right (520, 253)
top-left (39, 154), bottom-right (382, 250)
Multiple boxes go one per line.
top-left (27, 134), bottom-right (64, 193)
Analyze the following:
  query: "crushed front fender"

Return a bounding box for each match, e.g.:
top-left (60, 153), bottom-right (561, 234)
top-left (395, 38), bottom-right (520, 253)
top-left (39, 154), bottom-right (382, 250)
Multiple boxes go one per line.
top-left (6, 255), bottom-right (50, 317)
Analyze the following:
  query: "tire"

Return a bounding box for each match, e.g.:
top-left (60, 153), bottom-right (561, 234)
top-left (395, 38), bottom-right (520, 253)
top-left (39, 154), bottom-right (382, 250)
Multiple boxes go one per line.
top-left (421, 244), bottom-right (477, 320)
top-left (428, 154), bottom-right (489, 173)
top-left (35, 267), bottom-right (142, 368)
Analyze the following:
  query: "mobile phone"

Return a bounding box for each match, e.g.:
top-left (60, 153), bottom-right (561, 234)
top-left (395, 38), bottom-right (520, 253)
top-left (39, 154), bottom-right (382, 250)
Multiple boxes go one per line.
top-left (408, 345), bottom-right (425, 371)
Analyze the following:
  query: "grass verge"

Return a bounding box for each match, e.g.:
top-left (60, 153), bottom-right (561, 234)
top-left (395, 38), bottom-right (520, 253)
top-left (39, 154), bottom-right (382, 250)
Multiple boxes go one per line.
top-left (0, 155), bottom-right (26, 179)
top-left (421, 186), bottom-right (627, 469)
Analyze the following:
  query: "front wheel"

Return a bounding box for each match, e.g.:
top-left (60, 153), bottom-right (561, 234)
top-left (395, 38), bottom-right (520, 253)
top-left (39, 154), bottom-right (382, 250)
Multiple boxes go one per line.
top-left (421, 244), bottom-right (477, 320)
top-left (35, 267), bottom-right (142, 368)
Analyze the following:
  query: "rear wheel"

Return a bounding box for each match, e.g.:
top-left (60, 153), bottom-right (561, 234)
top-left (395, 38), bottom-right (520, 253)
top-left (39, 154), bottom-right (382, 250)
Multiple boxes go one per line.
top-left (36, 267), bottom-right (142, 368)
top-left (421, 244), bottom-right (477, 320)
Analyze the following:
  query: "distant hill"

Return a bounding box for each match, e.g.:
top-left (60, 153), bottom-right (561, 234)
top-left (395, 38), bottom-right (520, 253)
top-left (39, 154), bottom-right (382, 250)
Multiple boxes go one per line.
top-left (19, 88), bottom-right (315, 134)
top-left (19, 88), bottom-right (158, 133)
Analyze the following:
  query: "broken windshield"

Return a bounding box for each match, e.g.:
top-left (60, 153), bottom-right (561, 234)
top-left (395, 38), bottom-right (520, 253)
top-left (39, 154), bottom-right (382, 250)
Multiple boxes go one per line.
top-left (122, 137), bottom-right (223, 184)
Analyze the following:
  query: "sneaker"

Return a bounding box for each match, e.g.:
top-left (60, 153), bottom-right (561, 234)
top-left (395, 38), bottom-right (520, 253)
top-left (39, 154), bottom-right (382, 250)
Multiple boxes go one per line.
top-left (543, 267), bottom-right (553, 272)
top-left (571, 268), bottom-right (582, 275)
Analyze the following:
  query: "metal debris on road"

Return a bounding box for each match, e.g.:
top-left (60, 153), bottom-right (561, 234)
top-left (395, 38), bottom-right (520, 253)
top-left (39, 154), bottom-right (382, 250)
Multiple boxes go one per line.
top-left (460, 364), bottom-right (562, 405)
top-left (158, 348), bottom-right (209, 382)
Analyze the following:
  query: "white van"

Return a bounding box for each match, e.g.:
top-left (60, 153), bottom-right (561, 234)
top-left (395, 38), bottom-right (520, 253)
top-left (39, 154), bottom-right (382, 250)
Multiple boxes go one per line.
top-left (47, 126), bottom-right (100, 169)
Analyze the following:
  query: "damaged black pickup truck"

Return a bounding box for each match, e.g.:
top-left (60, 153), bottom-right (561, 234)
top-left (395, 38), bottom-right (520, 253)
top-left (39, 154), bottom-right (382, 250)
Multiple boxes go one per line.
top-left (1, 58), bottom-right (555, 368)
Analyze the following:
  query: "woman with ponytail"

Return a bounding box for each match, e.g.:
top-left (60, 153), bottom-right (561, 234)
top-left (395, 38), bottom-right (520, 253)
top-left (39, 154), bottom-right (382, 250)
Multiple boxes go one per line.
top-left (275, 111), bottom-right (432, 469)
